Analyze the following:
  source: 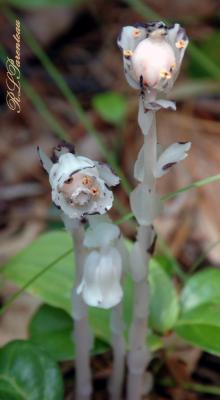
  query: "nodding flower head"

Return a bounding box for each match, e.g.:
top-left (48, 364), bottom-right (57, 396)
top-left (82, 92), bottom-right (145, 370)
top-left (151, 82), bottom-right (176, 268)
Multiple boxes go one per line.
top-left (77, 215), bottom-right (123, 309)
top-left (38, 142), bottom-right (119, 219)
top-left (117, 21), bottom-right (188, 93)
top-left (77, 246), bottom-right (123, 309)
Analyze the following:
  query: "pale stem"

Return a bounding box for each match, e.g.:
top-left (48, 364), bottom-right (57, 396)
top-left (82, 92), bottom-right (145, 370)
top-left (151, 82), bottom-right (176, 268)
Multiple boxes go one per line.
top-left (127, 93), bottom-right (157, 400)
top-left (72, 224), bottom-right (92, 400)
top-left (109, 302), bottom-right (125, 400)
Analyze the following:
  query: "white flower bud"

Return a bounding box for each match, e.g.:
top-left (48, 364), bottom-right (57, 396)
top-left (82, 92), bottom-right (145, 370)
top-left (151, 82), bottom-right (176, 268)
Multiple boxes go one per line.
top-left (77, 247), bottom-right (123, 309)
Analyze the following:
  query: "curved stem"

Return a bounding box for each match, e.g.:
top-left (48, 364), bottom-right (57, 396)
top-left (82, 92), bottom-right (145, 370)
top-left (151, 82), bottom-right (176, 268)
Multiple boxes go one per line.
top-left (109, 302), bottom-right (125, 400)
top-left (72, 225), bottom-right (92, 400)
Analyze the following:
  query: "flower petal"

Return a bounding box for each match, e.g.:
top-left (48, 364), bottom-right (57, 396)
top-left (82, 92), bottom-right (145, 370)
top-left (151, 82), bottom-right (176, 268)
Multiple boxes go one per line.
top-left (78, 248), bottom-right (123, 309)
top-left (49, 153), bottom-right (95, 188)
top-left (84, 222), bottom-right (120, 248)
top-left (145, 99), bottom-right (176, 111)
top-left (96, 162), bottom-right (120, 187)
top-left (155, 141), bottom-right (191, 178)
top-left (117, 26), bottom-right (147, 90)
top-left (117, 25), bottom-right (147, 52)
top-left (166, 24), bottom-right (189, 91)
top-left (37, 147), bottom-right (53, 174)
top-left (130, 184), bottom-right (162, 225)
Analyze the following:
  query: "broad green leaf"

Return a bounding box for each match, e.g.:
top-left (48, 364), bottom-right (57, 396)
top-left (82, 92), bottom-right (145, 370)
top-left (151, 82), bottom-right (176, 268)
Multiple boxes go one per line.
top-left (0, 340), bottom-right (63, 400)
top-left (3, 230), bottom-right (179, 346)
top-left (149, 259), bottom-right (179, 334)
top-left (92, 91), bottom-right (127, 125)
top-left (2, 230), bottom-right (130, 344)
top-left (3, 231), bottom-right (73, 314)
top-left (29, 304), bottom-right (109, 361)
top-left (181, 268), bottom-right (220, 312)
top-left (175, 303), bottom-right (220, 355)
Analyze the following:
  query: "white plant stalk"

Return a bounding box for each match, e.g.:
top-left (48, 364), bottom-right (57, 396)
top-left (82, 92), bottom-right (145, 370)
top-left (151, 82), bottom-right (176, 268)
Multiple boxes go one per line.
top-left (71, 223), bottom-right (92, 400)
top-left (127, 98), bottom-right (157, 400)
top-left (117, 21), bottom-right (190, 400)
top-left (109, 302), bottom-right (125, 400)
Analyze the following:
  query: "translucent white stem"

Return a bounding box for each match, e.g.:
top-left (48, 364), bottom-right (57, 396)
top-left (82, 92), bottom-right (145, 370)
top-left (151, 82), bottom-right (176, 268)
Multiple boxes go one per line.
top-left (127, 93), bottom-right (157, 400)
top-left (109, 302), bottom-right (125, 400)
top-left (72, 225), bottom-right (92, 400)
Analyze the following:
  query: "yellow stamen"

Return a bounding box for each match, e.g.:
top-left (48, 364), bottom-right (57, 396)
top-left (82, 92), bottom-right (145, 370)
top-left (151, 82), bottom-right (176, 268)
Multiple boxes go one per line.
top-left (159, 70), bottom-right (171, 79)
top-left (133, 29), bottom-right (141, 38)
top-left (175, 40), bottom-right (186, 49)
top-left (123, 49), bottom-right (133, 57)
top-left (82, 176), bottom-right (92, 185)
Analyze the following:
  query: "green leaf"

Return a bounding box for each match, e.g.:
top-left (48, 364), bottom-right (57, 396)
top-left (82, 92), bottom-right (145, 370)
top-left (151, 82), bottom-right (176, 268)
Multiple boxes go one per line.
top-left (29, 304), bottom-right (109, 361)
top-left (175, 303), bottom-right (220, 355)
top-left (147, 332), bottom-right (163, 351)
top-left (92, 91), bottom-right (127, 125)
top-left (0, 340), bottom-right (63, 400)
top-left (3, 231), bottom-right (73, 314)
top-left (181, 268), bottom-right (220, 312)
top-left (149, 259), bottom-right (179, 334)
top-left (2, 231), bottom-right (132, 344)
top-left (3, 230), bottom-right (179, 347)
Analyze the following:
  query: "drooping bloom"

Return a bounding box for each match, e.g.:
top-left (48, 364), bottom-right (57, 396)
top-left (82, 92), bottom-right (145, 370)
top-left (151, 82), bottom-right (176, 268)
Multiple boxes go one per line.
top-left (77, 246), bottom-right (123, 309)
top-left (117, 21), bottom-right (189, 93)
top-left (77, 215), bottom-right (123, 309)
top-left (38, 143), bottom-right (119, 219)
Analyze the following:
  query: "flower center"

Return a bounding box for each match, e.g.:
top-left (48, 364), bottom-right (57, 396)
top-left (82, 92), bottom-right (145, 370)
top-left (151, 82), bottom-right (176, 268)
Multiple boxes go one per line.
top-left (59, 172), bottom-right (100, 207)
top-left (132, 37), bottom-right (176, 88)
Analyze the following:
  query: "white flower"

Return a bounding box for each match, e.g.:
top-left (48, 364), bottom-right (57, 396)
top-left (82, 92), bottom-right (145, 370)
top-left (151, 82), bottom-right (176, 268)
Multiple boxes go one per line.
top-left (77, 247), bottom-right (123, 309)
top-left (134, 141), bottom-right (191, 181)
top-left (38, 143), bottom-right (119, 219)
top-left (117, 21), bottom-right (188, 93)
